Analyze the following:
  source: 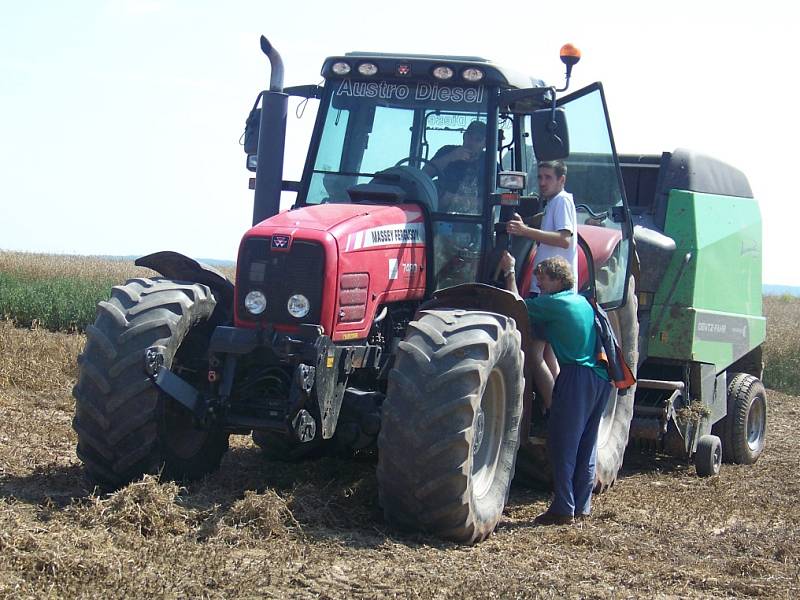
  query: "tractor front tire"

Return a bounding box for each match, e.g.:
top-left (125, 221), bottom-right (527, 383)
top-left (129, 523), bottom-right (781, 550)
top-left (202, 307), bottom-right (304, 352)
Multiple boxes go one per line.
top-left (72, 278), bottom-right (229, 488)
top-left (377, 309), bottom-right (524, 544)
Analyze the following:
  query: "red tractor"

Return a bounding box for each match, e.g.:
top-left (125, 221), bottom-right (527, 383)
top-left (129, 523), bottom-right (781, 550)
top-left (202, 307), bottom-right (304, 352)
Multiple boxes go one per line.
top-left (73, 38), bottom-right (642, 543)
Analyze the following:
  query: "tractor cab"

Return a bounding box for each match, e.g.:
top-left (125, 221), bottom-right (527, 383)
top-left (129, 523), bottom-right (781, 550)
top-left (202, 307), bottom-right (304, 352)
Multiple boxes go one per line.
top-left (249, 50), bottom-right (635, 308)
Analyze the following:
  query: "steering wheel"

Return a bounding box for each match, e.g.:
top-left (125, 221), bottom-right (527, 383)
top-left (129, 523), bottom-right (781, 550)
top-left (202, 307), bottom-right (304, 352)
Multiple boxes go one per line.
top-left (394, 156), bottom-right (442, 179)
top-left (575, 203), bottom-right (609, 221)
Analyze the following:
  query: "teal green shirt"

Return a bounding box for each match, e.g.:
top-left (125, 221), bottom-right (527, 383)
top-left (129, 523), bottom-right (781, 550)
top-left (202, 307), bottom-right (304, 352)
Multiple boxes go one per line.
top-left (524, 291), bottom-right (610, 381)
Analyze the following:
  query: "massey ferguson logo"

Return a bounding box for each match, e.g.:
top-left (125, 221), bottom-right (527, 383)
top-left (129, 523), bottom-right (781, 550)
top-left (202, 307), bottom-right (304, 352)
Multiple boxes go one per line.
top-left (271, 234), bottom-right (290, 249)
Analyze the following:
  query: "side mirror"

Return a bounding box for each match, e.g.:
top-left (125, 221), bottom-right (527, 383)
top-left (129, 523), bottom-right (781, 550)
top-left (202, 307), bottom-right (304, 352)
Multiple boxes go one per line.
top-left (243, 84), bottom-right (321, 170)
top-left (244, 108), bottom-right (261, 157)
top-left (531, 108), bottom-right (569, 161)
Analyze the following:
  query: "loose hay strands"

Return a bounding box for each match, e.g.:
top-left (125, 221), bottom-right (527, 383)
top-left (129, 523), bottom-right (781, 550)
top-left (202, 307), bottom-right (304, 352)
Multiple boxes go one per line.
top-left (222, 489), bottom-right (302, 541)
top-left (80, 476), bottom-right (193, 537)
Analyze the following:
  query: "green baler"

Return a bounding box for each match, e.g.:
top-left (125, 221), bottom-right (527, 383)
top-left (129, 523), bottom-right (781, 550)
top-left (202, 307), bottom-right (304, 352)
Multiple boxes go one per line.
top-left (621, 148), bottom-right (767, 474)
top-left (649, 190), bottom-right (765, 366)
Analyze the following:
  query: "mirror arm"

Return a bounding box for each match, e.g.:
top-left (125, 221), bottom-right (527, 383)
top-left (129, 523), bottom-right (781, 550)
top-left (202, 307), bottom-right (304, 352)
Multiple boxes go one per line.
top-left (555, 75), bottom-right (571, 93)
top-left (547, 89), bottom-right (565, 147)
top-left (284, 84), bottom-right (323, 99)
top-left (497, 87), bottom-right (553, 113)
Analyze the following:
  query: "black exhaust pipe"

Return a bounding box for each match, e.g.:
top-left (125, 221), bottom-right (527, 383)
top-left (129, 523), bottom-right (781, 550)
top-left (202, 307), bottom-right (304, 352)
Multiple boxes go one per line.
top-left (252, 35), bottom-right (288, 226)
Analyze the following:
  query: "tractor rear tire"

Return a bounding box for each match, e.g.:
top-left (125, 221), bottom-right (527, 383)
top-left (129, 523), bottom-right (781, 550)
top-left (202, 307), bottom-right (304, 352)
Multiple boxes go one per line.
top-left (377, 309), bottom-right (524, 544)
top-left (594, 275), bottom-right (639, 490)
top-left (72, 278), bottom-right (229, 488)
top-left (714, 373), bottom-right (767, 464)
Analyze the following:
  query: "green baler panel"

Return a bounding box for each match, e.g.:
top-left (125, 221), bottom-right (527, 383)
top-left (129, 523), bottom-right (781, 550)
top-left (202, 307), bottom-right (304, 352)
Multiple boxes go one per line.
top-left (648, 190), bottom-right (765, 370)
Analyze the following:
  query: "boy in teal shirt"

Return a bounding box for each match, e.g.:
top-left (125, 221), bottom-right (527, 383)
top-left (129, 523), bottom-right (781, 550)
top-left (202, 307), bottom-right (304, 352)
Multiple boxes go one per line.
top-left (500, 252), bottom-right (611, 525)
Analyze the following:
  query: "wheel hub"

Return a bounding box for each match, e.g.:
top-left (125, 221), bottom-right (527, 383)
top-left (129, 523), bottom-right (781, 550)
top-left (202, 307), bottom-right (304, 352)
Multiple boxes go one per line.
top-left (747, 396), bottom-right (766, 451)
top-left (473, 408), bottom-right (485, 454)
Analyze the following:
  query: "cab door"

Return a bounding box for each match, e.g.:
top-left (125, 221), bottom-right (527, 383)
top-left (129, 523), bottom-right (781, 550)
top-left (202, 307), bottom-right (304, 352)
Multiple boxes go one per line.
top-left (556, 83), bottom-right (633, 309)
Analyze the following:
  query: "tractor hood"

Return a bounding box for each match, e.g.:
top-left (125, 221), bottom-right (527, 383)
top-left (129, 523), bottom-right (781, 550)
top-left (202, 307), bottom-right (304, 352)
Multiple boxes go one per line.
top-left (237, 202), bottom-right (427, 335)
top-left (248, 203), bottom-right (426, 246)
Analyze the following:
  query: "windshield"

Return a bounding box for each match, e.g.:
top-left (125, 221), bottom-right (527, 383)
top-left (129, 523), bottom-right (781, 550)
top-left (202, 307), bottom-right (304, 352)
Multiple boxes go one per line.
top-left (304, 79), bottom-right (491, 216)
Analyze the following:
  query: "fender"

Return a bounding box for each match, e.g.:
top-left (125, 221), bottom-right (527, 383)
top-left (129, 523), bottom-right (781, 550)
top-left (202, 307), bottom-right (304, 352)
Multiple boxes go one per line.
top-left (135, 251), bottom-right (235, 309)
top-left (417, 283), bottom-right (535, 434)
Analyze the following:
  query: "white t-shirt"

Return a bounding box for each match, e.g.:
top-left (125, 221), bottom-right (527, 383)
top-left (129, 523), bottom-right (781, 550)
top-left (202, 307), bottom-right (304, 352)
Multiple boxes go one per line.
top-left (530, 190), bottom-right (578, 293)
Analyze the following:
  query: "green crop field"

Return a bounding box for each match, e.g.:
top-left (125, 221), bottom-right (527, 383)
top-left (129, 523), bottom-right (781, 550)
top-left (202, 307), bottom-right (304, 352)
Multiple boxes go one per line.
top-left (0, 251), bottom-right (235, 332)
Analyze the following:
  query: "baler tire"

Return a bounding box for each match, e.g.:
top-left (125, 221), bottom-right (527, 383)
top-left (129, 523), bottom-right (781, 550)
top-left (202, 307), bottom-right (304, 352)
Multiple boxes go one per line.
top-left (716, 373), bottom-right (767, 464)
top-left (72, 278), bottom-right (229, 489)
top-left (695, 434), bottom-right (722, 477)
top-left (377, 309), bottom-right (524, 544)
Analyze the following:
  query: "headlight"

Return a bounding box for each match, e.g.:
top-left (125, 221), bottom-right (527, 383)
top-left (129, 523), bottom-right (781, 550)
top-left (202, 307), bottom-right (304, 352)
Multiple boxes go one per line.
top-left (357, 62), bottom-right (378, 76)
top-left (332, 61), bottom-right (351, 75)
top-left (462, 67), bottom-right (484, 82)
top-left (432, 65), bottom-right (454, 80)
top-left (287, 294), bottom-right (310, 318)
top-left (244, 290), bottom-right (267, 315)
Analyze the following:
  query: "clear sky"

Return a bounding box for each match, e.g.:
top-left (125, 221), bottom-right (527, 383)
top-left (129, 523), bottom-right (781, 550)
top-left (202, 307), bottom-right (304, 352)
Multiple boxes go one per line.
top-left (1, 0), bottom-right (797, 285)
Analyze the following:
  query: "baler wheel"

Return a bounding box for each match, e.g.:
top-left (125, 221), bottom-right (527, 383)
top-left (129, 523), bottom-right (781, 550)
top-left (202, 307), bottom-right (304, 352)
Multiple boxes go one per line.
top-left (695, 434), bottom-right (722, 477)
top-left (716, 373), bottom-right (767, 464)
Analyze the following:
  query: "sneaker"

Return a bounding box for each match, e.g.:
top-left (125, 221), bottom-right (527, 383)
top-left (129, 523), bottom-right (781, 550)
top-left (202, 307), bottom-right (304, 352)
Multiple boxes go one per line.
top-left (533, 510), bottom-right (574, 526)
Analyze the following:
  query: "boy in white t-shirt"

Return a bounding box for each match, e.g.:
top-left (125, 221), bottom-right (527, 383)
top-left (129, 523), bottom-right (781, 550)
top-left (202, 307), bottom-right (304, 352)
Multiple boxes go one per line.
top-left (505, 160), bottom-right (577, 410)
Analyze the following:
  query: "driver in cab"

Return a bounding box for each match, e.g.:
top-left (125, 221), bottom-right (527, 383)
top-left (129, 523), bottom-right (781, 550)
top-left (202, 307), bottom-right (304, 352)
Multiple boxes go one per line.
top-left (423, 120), bottom-right (486, 214)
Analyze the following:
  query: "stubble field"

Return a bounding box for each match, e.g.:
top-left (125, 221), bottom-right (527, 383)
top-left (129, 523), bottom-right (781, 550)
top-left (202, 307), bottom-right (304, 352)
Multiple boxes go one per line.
top-left (0, 253), bottom-right (798, 598)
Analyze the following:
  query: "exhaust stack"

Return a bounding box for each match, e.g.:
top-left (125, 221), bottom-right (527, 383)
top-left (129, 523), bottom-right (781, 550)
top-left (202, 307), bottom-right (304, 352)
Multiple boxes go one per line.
top-left (252, 36), bottom-right (288, 226)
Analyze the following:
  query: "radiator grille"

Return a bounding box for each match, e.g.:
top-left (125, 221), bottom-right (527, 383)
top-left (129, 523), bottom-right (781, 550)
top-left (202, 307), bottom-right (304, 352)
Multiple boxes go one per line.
top-left (237, 237), bottom-right (324, 325)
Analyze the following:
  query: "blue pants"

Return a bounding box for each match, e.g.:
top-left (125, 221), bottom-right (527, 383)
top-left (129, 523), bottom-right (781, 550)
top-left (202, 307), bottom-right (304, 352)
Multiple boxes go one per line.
top-left (547, 364), bottom-right (611, 516)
